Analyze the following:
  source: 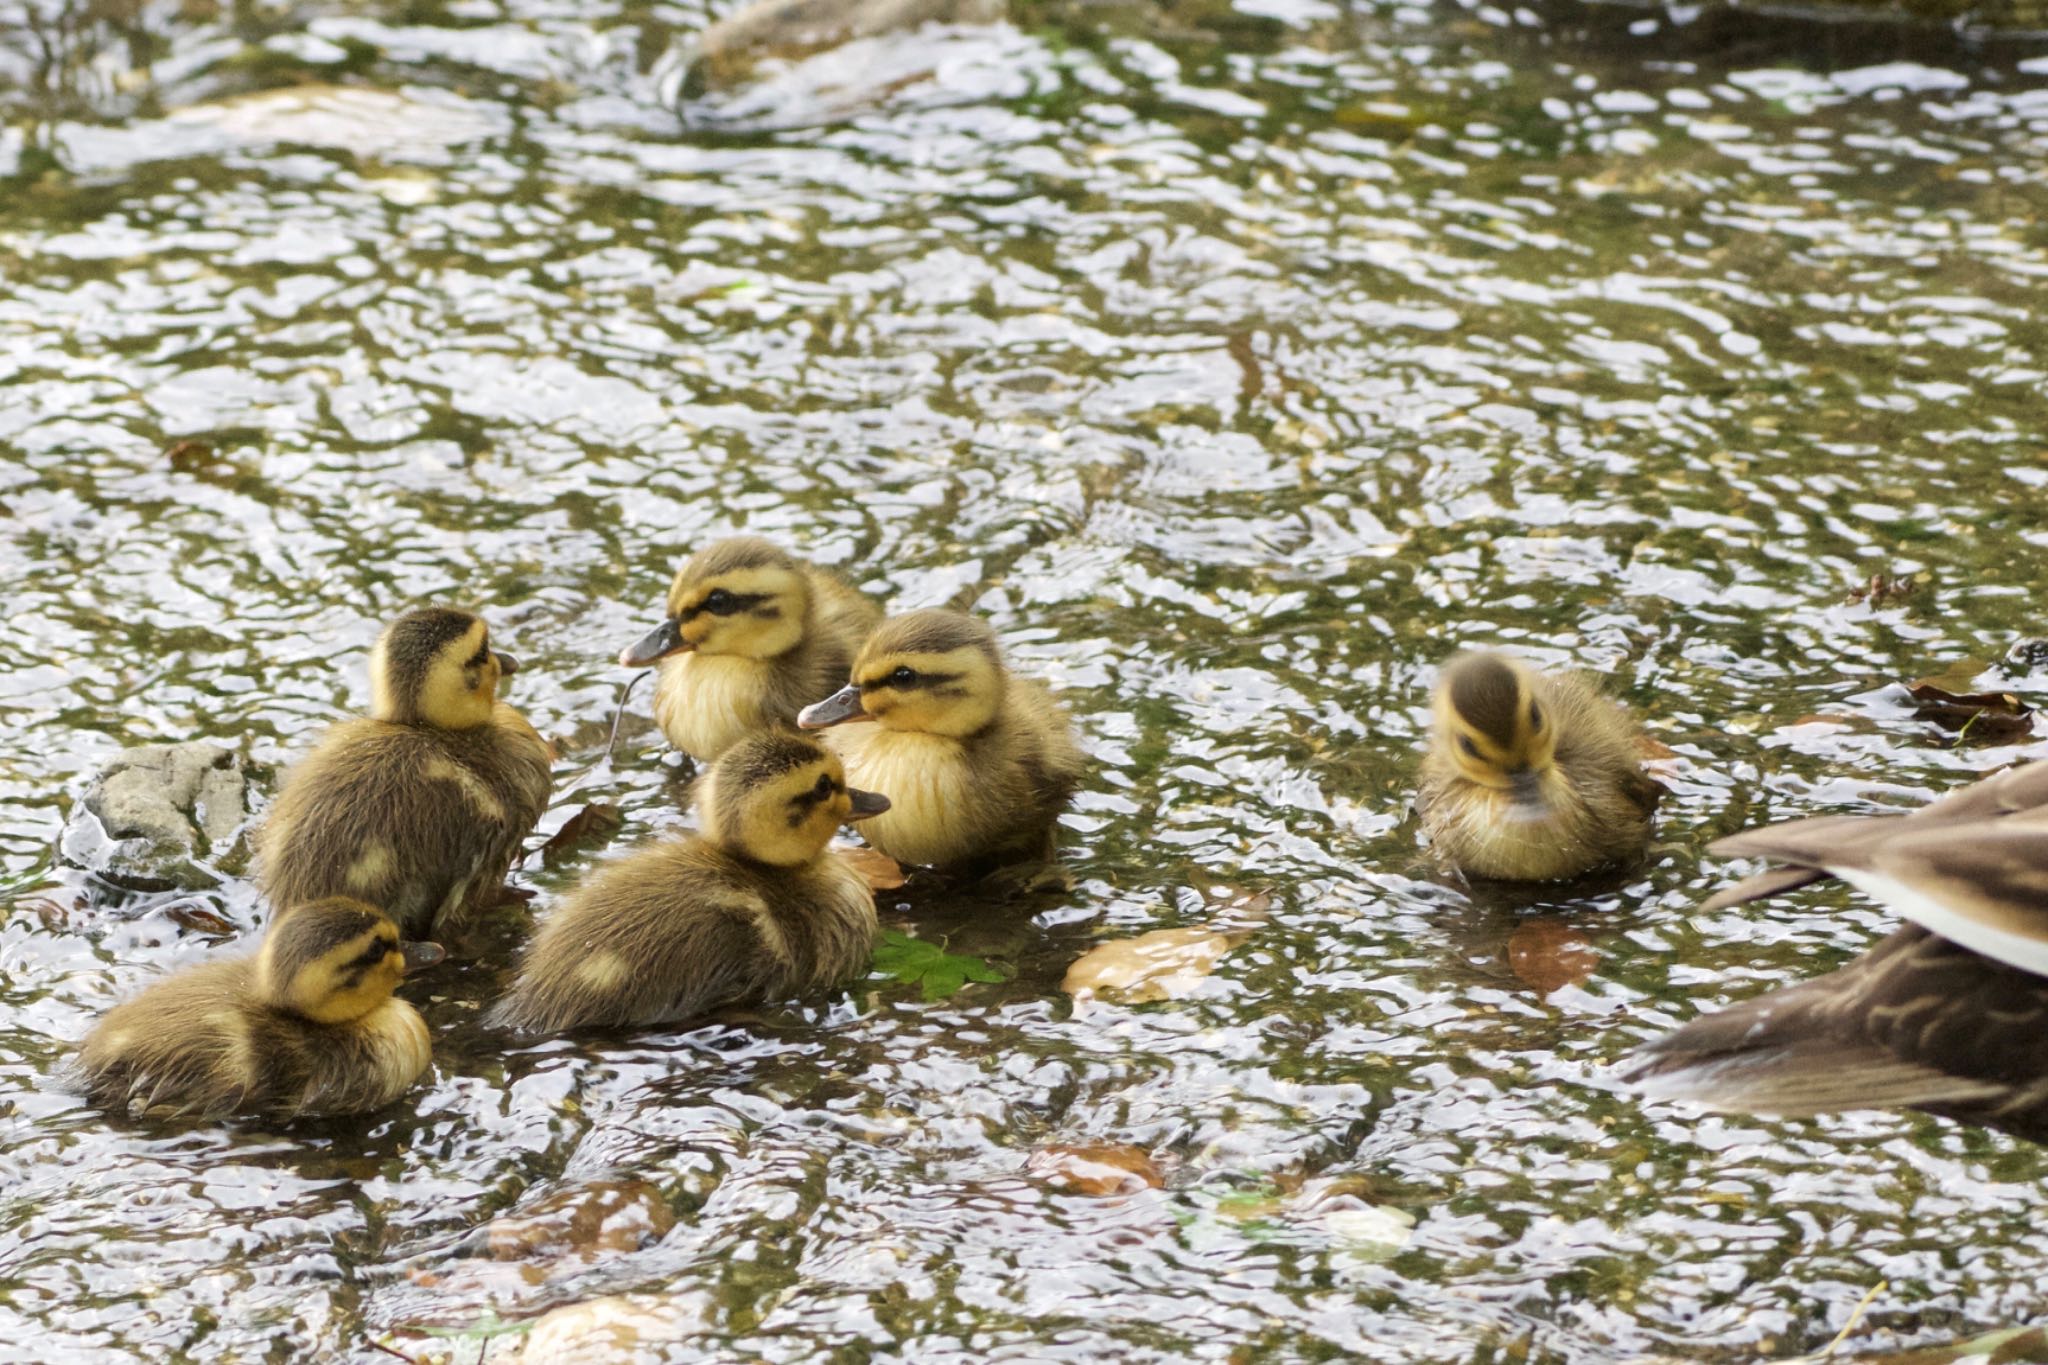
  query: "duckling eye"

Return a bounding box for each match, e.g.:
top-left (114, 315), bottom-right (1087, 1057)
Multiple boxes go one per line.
top-left (814, 773), bottom-right (834, 799)
top-left (1527, 703), bottom-right (1544, 732)
top-left (888, 666), bottom-right (917, 688)
top-left (1457, 736), bottom-right (1480, 759)
top-left (704, 589), bottom-right (739, 616)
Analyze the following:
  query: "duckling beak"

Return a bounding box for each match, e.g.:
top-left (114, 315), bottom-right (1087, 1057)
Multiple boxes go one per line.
top-left (1506, 768), bottom-right (1546, 819)
top-left (619, 617), bottom-right (689, 668)
top-left (401, 940), bottom-right (447, 972)
top-left (846, 788), bottom-right (891, 821)
top-left (493, 651), bottom-right (519, 676)
top-left (798, 685), bottom-right (870, 729)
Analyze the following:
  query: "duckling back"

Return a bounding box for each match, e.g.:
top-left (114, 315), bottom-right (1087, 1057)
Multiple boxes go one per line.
top-left (1417, 657), bottom-right (1658, 882)
top-left (490, 837), bottom-right (875, 1035)
top-left (257, 707), bottom-right (551, 939)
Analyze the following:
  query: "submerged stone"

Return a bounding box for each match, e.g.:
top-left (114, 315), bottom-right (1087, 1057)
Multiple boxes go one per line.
top-left (60, 741), bottom-right (250, 893)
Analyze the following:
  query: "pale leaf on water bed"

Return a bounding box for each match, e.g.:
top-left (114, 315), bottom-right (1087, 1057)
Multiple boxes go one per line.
top-left (1507, 917), bottom-right (1600, 994)
top-left (833, 842), bottom-right (905, 890)
top-left (1062, 925), bottom-right (1250, 1004)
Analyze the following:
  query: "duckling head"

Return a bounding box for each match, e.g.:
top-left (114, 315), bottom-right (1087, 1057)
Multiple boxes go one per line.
top-left (369, 607), bottom-right (519, 730)
top-left (619, 536), bottom-right (811, 666)
top-left (798, 609), bottom-right (1003, 737)
top-left (256, 897), bottom-right (444, 1024)
top-left (697, 732), bottom-right (890, 867)
top-left (1433, 651), bottom-right (1557, 808)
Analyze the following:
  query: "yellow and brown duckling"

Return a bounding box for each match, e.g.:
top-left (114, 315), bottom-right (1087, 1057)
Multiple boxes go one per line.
top-left (620, 536), bottom-right (881, 763)
top-left (1621, 763), bottom-right (2048, 1143)
top-left (797, 608), bottom-right (1086, 870)
top-left (76, 897), bottom-right (439, 1121)
top-left (490, 732), bottom-right (888, 1035)
top-left (257, 607), bottom-right (553, 941)
top-left (1416, 651), bottom-right (1660, 882)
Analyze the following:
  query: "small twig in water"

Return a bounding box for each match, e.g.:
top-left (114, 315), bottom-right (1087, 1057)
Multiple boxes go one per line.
top-left (601, 667), bottom-right (652, 766)
top-left (1819, 1279), bottom-right (1887, 1360)
top-left (367, 1339), bottom-right (423, 1365)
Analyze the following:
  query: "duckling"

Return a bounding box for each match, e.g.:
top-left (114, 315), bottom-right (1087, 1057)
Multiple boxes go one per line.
top-left (796, 609), bottom-right (1086, 870)
top-left (1416, 651), bottom-right (1661, 882)
top-left (76, 897), bottom-right (440, 1121)
top-left (490, 732), bottom-right (889, 1035)
top-left (257, 607), bottom-right (553, 940)
top-left (619, 536), bottom-right (881, 763)
top-left (1619, 763), bottom-right (2048, 1142)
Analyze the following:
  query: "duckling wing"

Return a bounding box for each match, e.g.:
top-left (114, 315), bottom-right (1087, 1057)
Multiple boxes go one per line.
top-left (1620, 925), bottom-right (2048, 1139)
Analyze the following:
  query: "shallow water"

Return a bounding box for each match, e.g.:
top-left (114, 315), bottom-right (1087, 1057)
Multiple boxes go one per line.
top-left (4, 0), bottom-right (2048, 1358)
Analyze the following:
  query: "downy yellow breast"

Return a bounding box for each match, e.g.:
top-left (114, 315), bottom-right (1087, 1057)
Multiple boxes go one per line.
top-left (654, 653), bottom-right (780, 759)
top-left (827, 727), bottom-right (977, 867)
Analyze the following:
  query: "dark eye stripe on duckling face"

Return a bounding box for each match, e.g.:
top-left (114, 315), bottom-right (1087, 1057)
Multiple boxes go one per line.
top-left (860, 667), bottom-right (962, 693)
top-left (785, 770), bottom-right (844, 826)
top-left (681, 589), bottom-right (776, 622)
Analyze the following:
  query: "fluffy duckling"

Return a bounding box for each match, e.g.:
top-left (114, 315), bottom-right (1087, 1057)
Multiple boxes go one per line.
top-left (258, 607), bottom-right (553, 940)
top-left (1416, 651), bottom-right (1660, 882)
top-left (76, 897), bottom-right (440, 1121)
top-left (620, 536), bottom-right (881, 763)
top-left (797, 609), bottom-right (1086, 870)
top-left (1620, 763), bottom-right (2048, 1142)
top-left (491, 732), bottom-right (889, 1035)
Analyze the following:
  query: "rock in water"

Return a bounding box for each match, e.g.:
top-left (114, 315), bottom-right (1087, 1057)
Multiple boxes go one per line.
top-left (689, 0), bottom-right (1004, 91)
top-left (60, 742), bottom-right (250, 892)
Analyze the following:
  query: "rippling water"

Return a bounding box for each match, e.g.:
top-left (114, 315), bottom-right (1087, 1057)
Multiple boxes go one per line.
top-left (4, 0), bottom-right (2048, 1358)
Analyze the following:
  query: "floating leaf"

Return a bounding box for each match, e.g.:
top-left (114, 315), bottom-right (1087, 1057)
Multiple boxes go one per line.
top-left (1507, 918), bottom-right (1599, 994)
top-left (870, 929), bottom-right (1008, 1002)
top-left (1027, 1143), bottom-right (1164, 1196)
top-left (167, 904), bottom-right (237, 937)
top-left (1632, 734), bottom-right (1679, 761)
top-left (1062, 925), bottom-right (1246, 1004)
top-left (1905, 679), bottom-right (2034, 745)
top-left (537, 803), bottom-right (623, 867)
top-left (833, 842), bottom-right (905, 890)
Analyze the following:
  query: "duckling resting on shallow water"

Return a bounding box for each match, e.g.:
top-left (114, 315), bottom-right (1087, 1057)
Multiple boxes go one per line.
top-left (798, 609), bottom-right (1086, 871)
top-left (76, 897), bottom-right (439, 1121)
top-left (1620, 762), bottom-right (2048, 1143)
top-left (620, 536), bottom-right (881, 763)
top-left (1416, 651), bottom-right (1660, 882)
top-left (257, 607), bottom-right (553, 941)
top-left (490, 732), bottom-right (888, 1035)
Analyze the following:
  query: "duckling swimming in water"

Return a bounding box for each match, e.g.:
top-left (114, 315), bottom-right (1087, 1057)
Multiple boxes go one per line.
top-left (490, 732), bottom-right (888, 1035)
top-left (76, 897), bottom-right (439, 1121)
top-left (1416, 651), bottom-right (1660, 882)
top-left (797, 609), bottom-right (1085, 870)
top-left (1620, 762), bottom-right (2048, 1143)
top-left (257, 607), bottom-right (553, 940)
top-left (620, 536), bottom-right (881, 763)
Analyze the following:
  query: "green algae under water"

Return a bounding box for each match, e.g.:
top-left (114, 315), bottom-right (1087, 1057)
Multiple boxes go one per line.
top-left (3, 0), bottom-right (2048, 1358)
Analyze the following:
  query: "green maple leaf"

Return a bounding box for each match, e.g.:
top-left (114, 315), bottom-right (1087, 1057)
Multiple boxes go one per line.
top-left (870, 929), bottom-right (1009, 1002)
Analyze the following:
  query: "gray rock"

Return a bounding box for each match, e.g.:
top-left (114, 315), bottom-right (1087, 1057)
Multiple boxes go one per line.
top-left (61, 741), bottom-right (251, 892)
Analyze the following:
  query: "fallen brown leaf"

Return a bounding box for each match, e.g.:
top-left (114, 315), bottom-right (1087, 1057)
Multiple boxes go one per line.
top-left (168, 904), bottom-right (237, 937)
top-left (538, 803), bottom-right (624, 867)
top-left (1062, 925), bottom-right (1247, 1003)
top-left (1846, 571), bottom-right (1917, 607)
top-left (1027, 1143), bottom-right (1164, 1196)
top-left (833, 843), bottom-right (905, 891)
top-left (1507, 918), bottom-right (1599, 993)
top-left (1633, 734), bottom-right (1679, 761)
top-left (1905, 680), bottom-right (2034, 745)
top-left (486, 1179), bottom-right (674, 1262)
